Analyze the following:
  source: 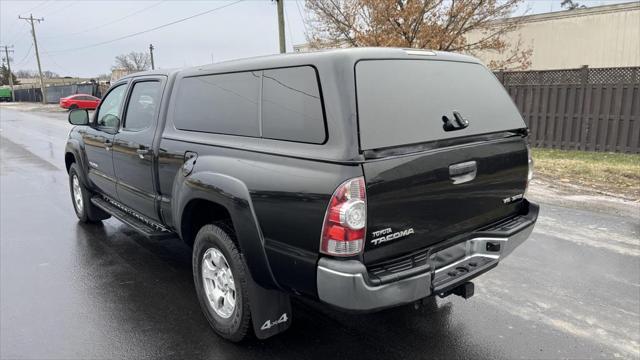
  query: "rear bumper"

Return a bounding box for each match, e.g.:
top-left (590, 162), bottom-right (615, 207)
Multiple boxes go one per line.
top-left (317, 258), bottom-right (432, 312)
top-left (317, 200), bottom-right (538, 312)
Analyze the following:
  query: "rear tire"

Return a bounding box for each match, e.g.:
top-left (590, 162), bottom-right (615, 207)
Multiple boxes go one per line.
top-left (68, 163), bottom-right (110, 223)
top-left (193, 224), bottom-right (251, 342)
top-left (69, 104), bottom-right (78, 110)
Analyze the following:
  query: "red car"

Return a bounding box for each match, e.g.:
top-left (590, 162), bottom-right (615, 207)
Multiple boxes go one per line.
top-left (59, 94), bottom-right (101, 110)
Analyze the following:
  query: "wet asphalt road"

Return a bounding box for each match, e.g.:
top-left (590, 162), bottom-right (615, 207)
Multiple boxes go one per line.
top-left (1, 106), bottom-right (639, 360)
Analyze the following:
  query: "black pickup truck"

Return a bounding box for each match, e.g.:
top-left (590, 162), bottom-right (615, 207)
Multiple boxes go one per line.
top-left (65, 48), bottom-right (538, 341)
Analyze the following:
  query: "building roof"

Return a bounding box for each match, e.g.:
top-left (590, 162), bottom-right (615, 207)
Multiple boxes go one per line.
top-left (499, 1), bottom-right (639, 25)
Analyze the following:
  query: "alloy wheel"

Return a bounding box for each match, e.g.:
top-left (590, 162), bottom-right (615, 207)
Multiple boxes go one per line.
top-left (201, 248), bottom-right (236, 318)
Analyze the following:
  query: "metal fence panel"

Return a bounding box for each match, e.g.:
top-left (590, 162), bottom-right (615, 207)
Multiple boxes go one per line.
top-left (13, 87), bottom-right (42, 102)
top-left (44, 84), bottom-right (98, 104)
top-left (13, 83), bottom-right (100, 104)
top-left (498, 66), bottom-right (640, 153)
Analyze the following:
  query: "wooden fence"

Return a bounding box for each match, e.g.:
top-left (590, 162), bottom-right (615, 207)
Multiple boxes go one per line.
top-left (496, 66), bottom-right (640, 153)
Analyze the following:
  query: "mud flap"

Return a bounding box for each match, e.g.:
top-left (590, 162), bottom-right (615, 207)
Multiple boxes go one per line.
top-left (246, 271), bottom-right (292, 339)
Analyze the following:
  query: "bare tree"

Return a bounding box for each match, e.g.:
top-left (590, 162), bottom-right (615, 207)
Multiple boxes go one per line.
top-left (15, 69), bottom-right (36, 78)
top-left (305, 0), bottom-right (532, 70)
top-left (14, 69), bottom-right (59, 79)
top-left (112, 51), bottom-right (151, 72)
top-left (42, 70), bottom-right (60, 79)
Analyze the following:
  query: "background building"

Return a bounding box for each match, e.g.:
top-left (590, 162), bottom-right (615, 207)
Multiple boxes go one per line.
top-left (294, 2), bottom-right (640, 71)
top-left (471, 2), bottom-right (640, 70)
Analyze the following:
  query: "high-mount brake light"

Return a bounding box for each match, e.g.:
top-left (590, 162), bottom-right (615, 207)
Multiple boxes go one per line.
top-left (320, 177), bottom-right (367, 257)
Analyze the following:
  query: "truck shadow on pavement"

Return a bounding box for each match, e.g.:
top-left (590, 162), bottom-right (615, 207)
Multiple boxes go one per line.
top-left (74, 221), bottom-right (495, 360)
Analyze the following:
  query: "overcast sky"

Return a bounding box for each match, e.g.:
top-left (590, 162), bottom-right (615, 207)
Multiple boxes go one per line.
top-left (0, 0), bottom-right (635, 78)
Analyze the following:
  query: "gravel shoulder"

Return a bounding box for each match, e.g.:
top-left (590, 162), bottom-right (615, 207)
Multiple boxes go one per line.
top-left (0, 102), bottom-right (67, 113)
top-left (532, 148), bottom-right (640, 201)
top-left (527, 177), bottom-right (639, 220)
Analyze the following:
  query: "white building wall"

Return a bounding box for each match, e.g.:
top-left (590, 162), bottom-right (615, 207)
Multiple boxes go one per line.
top-left (469, 3), bottom-right (640, 70)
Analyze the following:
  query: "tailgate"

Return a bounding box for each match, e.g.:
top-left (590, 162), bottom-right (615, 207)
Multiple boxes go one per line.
top-left (362, 137), bottom-right (528, 264)
top-left (355, 58), bottom-right (529, 265)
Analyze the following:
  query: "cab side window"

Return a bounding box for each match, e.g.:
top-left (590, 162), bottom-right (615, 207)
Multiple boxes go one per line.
top-left (95, 84), bottom-right (126, 129)
top-left (123, 81), bottom-right (161, 131)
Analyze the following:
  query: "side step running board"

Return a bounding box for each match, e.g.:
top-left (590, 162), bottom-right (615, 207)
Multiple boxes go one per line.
top-left (91, 196), bottom-right (175, 240)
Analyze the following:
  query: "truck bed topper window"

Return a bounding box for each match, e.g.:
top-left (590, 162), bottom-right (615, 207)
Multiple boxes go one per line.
top-left (174, 65), bottom-right (327, 144)
top-left (355, 59), bottom-right (525, 150)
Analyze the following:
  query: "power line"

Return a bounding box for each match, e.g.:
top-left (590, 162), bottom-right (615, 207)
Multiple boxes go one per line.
top-left (5, 0), bottom-right (53, 43)
top-left (284, 2), bottom-right (295, 51)
top-left (40, 0), bottom-right (81, 17)
top-left (33, 0), bottom-right (60, 16)
top-left (1, 0), bottom-right (49, 43)
top-left (5, 1), bottom-right (73, 44)
top-left (14, 44), bottom-right (33, 66)
top-left (42, 0), bottom-right (166, 39)
top-left (40, 48), bottom-right (74, 76)
top-left (19, 0), bottom-right (52, 17)
top-left (295, 0), bottom-right (308, 38)
top-left (10, 27), bottom-right (32, 48)
top-left (48, 0), bottom-right (245, 54)
top-left (3, 22), bottom-right (28, 45)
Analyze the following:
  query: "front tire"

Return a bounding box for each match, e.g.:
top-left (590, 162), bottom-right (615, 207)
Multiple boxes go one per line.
top-left (193, 224), bottom-right (251, 342)
top-left (68, 163), bottom-right (109, 223)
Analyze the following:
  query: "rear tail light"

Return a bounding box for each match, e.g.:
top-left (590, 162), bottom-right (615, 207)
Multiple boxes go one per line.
top-left (320, 177), bottom-right (366, 257)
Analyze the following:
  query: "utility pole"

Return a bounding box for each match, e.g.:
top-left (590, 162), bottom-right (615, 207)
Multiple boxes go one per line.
top-left (1, 45), bottom-right (15, 102)
top-left (18, 14), bottom-right (46, 104)
top-left (149, 44), bottom-right (155, 70)
top-left (276, 0), bottom-right (286, 53)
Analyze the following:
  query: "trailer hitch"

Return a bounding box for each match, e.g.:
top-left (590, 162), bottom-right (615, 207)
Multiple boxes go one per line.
top-left (438, 281), bottom-right (475, 300)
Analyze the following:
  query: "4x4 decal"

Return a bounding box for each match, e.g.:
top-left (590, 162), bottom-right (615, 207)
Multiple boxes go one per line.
top-left (260, 313), bottom-right (288, 331)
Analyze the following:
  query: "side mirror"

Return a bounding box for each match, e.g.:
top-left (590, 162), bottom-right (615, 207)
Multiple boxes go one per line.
top-left (68, 109), bottom-right (90, 125)
top-left (97, 114), bottom-right (120, 133)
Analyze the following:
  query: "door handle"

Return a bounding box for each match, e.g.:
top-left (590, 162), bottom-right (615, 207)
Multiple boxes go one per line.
top-left (449, 161), bottom-right (477, 184)
top-left (105, 140), bottom-right (113, 151)
top-left (136, 147), bottom-right (149, 159)
top-left (442, 111), bottom-right (470, 132)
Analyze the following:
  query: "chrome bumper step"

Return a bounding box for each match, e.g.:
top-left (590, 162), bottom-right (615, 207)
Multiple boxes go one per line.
top-left (432, 255), bottom-right (497, 294)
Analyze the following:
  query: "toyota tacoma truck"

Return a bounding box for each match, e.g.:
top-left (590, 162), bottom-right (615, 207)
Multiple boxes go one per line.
top-left (64, 48), bottom-right (538, 342)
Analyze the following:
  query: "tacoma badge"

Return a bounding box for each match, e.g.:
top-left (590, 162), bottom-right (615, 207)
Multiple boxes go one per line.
top-left (371, 227), bottom-right (415, 245)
